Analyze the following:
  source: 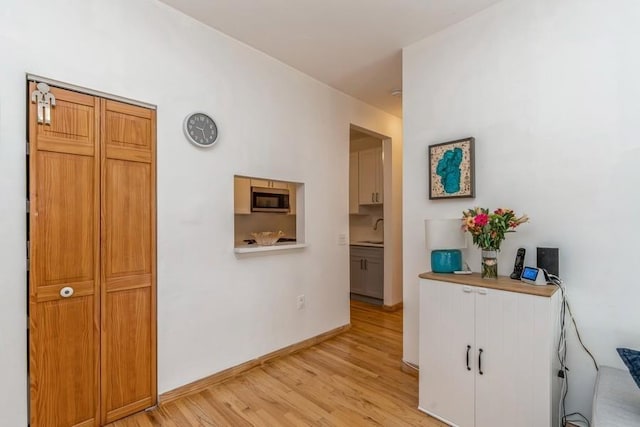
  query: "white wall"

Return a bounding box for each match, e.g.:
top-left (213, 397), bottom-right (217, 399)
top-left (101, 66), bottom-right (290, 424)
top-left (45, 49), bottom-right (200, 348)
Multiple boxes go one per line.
top-left (0, 0), bottom-right (402, 424)
top-left (403, 0), bottom-right (640, 418)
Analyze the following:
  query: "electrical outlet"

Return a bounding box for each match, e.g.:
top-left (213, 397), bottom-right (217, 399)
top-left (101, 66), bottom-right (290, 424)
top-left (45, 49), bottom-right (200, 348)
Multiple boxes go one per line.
top-left (296, 294), bottom-right (305, 310)
top-left (337, 233), bottom-right (347, 245)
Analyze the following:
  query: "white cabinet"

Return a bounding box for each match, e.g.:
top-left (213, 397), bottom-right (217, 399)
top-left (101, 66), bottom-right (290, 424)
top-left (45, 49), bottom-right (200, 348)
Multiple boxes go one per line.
top-left (251, 178), bottom-right (288, 189)
top-left (350, 246), bottom-right (384, 299)
top-left (234, 176), bottom-right (251, 214)
top-left (349, 152), bottom-right (360, 214)
top-left (419, 275), bottom-right (560, 427)
top-left (288, 183), bottom-right (297, 216)
top-left (358, 147), bottom-right (383, 205)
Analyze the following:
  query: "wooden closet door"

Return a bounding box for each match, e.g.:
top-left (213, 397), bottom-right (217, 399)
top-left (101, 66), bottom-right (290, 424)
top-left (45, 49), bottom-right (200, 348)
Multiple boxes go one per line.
top-left (28, 84), bottom-right (101, 427)
top-left (101, 99), bottom-right (157, 424)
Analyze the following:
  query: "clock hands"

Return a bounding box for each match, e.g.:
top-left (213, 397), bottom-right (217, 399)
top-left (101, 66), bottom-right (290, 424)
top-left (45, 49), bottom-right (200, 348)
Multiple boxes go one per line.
top-left (194, 126), bottom-right (207, 140)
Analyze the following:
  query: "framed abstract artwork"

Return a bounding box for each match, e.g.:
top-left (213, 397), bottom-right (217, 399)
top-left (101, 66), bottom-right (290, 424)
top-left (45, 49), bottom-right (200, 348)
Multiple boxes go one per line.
top-left (428, 137), bottom-right (475, 199)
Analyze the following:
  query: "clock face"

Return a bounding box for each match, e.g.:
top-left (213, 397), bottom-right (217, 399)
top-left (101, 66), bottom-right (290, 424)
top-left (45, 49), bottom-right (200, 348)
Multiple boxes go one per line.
top-left (184, 112), bottom-right (218, 147)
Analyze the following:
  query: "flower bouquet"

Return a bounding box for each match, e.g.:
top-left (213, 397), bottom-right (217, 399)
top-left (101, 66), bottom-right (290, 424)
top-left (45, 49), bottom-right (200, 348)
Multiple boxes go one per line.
top-left (461, 208), bottom-right (529, 278)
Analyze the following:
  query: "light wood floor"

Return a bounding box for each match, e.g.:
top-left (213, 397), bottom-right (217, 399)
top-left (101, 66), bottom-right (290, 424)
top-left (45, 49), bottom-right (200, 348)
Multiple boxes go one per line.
top-left (108, 300), bottom-right (445, 426)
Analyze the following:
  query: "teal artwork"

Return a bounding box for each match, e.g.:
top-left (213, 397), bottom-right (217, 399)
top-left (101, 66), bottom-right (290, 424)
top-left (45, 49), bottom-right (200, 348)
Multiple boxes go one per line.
top-left (429, 137), bottom-right (475, 199)
top-left (436, 147), bottom-right (463, 194)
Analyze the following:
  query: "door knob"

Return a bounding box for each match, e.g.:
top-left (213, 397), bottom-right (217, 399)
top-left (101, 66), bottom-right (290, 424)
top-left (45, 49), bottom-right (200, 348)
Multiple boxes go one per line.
top-left (60, 286), bottom-right (74, 298)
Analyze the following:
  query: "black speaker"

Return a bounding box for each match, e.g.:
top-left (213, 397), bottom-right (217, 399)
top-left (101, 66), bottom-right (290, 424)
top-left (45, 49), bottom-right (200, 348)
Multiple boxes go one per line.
top-left (537, 247), bottom-right (559, 277)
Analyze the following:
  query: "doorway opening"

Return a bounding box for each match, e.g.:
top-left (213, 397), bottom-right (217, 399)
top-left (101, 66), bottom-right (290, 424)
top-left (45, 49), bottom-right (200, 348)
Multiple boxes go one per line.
top-left (348, 124), bottom-right (402, 314)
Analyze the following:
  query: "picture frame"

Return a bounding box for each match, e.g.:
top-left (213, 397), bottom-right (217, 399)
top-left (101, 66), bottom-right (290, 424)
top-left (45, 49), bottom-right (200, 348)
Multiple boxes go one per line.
top-left (428, 137), bottom-right (475, 199)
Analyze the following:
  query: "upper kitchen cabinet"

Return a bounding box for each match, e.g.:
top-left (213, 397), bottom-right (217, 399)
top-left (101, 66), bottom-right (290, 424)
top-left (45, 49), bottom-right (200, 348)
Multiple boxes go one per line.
top-left (251, 178), bottom-right (288, 189)
top-left (234, 176), bottom-right (251, 214)
top-left (358, 147), bottom-right (383, 205)
top-left (349, 152), bottom-right (360, 214)
top-left (288, 182), bottom-right (297, 216)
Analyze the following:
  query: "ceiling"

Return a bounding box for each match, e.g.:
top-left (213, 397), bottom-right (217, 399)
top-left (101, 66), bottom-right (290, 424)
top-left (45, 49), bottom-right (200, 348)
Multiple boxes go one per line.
top-left (158, 0), bottom-right (503, 117)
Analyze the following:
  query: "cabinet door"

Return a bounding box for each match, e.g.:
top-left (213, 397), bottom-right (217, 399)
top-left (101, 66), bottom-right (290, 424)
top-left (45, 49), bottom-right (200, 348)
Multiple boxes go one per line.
top-left (358, 149), bottom-right (378, 205)
top-left (250, 178), bottom-right (270, 188)
top-left (374, 146), bottom-right (383, 203)
top-left (363, 254), bottom-right (383, 299)
top-left (234, 177), bottom-right (251, 214)
top-left (271, 180), bottom-right (288, 189)
top-left (288, 183), bottom-right (297, 215)
top-left (474, 289), bottom-right (554, 427)
top-left (419, 280), bottom-right (475, 427)
top-left (349, 152), bottom-right (360, 214)
top-left (350, 255), bottom-right (365, 295)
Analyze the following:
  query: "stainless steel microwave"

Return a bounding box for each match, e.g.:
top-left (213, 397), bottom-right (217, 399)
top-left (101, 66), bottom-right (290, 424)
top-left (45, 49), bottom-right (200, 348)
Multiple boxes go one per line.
top-left (251, 187), bottom-right (290, 213)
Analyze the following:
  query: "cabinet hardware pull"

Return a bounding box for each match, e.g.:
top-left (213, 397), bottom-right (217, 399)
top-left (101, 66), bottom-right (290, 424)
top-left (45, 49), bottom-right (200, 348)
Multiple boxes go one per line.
top-left (376, 192), bottom-right (379, 202)
top-left (466, 345), bottom-right (471, 371)
top-left (360, 259), bottom-right (364, 270)
top-left (478, 348), bottom-right (484, 375)
top-left (371, 193), bottom-right (374, 202)
top-left (364, 259), bottom-right (368, 270)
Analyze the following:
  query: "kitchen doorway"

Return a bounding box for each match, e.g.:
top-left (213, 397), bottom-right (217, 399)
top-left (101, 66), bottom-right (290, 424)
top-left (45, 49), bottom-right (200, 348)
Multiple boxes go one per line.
top-left (348, 124), bottom-right (402, 313)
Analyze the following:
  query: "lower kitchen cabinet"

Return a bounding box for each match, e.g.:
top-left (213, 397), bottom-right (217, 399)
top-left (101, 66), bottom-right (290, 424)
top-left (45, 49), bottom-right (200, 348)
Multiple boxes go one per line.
top-left (418, 273), bottom-right (561, 427)
top-left (350, 246), bottom-right (383, 299)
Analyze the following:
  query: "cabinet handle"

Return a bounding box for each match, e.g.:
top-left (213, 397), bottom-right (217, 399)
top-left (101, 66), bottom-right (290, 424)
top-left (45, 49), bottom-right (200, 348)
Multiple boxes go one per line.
top-left (466, 345), bottom-right (471, 371)
top-left (360, 259), bottom-right (364, 270)
top-left (371, 193), bottom-right (374, 202)
top-left (364, 259), bottom-right (368, 270)
top-left (376, 192), bottom-right (379, 202)
top-left (478, 348), bottom-right (484, 375)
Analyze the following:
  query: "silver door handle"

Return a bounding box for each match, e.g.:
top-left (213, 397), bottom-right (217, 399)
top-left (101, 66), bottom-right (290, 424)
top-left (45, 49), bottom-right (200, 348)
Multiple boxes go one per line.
top-left (60, 286), bottom-right (74, 298)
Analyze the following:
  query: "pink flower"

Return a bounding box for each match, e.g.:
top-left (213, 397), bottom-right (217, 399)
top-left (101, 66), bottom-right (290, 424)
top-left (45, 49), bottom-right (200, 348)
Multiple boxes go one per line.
top-left (474, 213), bottom-right (489, 226)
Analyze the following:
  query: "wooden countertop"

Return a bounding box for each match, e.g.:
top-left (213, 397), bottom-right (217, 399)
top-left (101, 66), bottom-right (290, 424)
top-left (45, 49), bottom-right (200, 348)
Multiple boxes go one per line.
top-left (418, 272), bottom-right (558, 298)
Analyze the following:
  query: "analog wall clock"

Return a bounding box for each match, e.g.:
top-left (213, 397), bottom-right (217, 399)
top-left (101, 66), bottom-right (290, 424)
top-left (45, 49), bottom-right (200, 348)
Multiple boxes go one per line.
top-left (184, 112), bottom-right (219, 148)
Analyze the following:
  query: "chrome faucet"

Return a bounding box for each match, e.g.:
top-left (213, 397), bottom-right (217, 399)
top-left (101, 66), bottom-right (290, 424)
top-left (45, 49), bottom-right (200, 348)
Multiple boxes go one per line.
top-left (373, 218), bottom-right (384, 230)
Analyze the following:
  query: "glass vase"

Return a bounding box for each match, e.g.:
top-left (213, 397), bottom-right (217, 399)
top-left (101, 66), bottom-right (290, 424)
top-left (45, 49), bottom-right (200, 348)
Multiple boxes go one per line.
top-left (481, 248), bottom-right (498, 279)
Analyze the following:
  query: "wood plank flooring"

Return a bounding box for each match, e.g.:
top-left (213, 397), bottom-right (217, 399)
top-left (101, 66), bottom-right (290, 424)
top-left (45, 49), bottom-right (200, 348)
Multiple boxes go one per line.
top-left (108, 300), bottom-right (445, 426)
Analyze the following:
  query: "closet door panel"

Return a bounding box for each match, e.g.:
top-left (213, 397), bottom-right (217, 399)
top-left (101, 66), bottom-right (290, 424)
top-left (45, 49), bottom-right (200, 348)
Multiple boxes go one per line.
top-left (29, 83), bottom-right (100, 427)
top-left (31, 297), bottom-right (96, 427)
top-left (103, 288), bottom-right (153, 421)
top-left (34, 152), bottom-right (95, 286)
top-left (101, 99), bottom-right (156, 423)
top-left (104, 160), bottom-right (151, 277)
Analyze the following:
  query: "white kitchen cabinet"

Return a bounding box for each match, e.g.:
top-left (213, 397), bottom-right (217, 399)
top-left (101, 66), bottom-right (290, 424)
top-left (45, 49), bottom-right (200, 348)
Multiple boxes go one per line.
top-left (358, 147), bottom-right (383, 205)
top-left (288, 182), bottom-right (297, 215)
top-left (350, 246), bottom-right (383, 299)
top-left (234, 176), bottom-right (251, 214)
top-left (349, 152), bottom-right (360, 214)
top-left (251, 178), bottom-right (288, 189)
top-left (419, 273), bottom-right (560, 427)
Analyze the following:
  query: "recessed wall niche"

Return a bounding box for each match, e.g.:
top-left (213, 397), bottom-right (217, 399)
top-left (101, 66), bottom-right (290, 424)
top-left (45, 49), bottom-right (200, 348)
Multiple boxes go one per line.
top-left (233, 175), bottom-right (305, 253)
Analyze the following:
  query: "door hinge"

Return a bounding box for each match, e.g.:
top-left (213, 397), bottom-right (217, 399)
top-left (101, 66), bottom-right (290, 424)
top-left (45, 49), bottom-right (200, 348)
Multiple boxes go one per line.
top-left (26, 200), bottom-right (30, 213)
top-left (26, 141), bottom-right (30, 154)
top-left (26, 241), bottom-right (30, 272)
